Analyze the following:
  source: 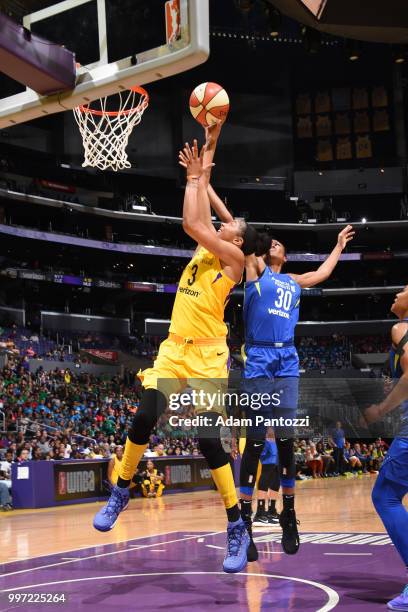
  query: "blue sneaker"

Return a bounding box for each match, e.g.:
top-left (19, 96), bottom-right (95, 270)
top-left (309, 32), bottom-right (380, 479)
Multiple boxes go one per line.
top-left (223, 518), bottom-right (250, 573)
top-left (93, 485), bottom-right (129, 532)
top-left (388, 585), bottom-right (408, 610)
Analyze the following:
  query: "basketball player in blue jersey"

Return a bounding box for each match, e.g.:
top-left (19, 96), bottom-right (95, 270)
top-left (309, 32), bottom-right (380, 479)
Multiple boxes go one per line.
top-left (363, 285), bottom-right (408, 611)
top-left (208, 183), bottom-right (354, 559)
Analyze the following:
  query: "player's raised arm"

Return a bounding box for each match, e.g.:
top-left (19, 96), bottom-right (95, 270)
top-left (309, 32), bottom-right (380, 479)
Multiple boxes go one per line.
top-left (179, 140), bottom-right (249, 279)
top-left (289, 225), bottom-right (355, 288)
top-left (179, 140), bottom-right (212, 230)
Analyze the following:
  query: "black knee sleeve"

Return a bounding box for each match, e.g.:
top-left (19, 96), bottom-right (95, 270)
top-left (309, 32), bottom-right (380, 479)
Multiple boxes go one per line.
top-left (258, 463), bottom-right (280, 493)
top-left (276, 437), bottom-right (296, 486)
top-left (198, 436), bottom-right (228, 470)
top-left (240, 438), bottom-right (264, 491)
top-left (127, 389), bottom-right (167, 445)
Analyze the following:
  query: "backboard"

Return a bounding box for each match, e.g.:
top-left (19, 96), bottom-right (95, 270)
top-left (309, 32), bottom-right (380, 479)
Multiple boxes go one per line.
top-left (0, 0), bottom-right (209, 129)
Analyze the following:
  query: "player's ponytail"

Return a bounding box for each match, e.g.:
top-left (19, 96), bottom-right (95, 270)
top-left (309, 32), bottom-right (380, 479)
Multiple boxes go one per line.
top-left (255, 232), bottom-right (271, 257)
top-left (240, 223), bottom-right (272, 257)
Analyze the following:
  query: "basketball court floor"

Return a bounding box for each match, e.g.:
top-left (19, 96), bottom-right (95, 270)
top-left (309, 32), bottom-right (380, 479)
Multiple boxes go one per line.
top-left (0, 477), bottom-right (401, 611)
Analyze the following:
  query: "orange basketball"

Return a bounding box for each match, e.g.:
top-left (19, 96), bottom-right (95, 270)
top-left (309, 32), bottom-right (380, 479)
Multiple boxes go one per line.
top-left (189, 82), bottom-right (230, 127)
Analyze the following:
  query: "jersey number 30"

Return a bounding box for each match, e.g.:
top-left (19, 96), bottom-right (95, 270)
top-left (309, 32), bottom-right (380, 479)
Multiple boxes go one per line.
top-left (275, 288), bottom-right (292, 311)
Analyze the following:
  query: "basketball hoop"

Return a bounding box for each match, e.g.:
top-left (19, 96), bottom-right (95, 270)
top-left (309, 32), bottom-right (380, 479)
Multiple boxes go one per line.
top-left (73, 86), bottom-right (149, 172)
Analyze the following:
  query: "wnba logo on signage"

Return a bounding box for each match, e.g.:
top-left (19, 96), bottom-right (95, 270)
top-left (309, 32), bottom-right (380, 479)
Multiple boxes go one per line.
top-left (165, 464), bottom-right (192, 485)
top-left (58, 470), bottom-right (95, 494)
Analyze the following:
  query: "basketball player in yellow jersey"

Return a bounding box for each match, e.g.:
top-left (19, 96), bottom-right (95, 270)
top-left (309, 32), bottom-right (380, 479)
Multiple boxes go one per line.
top-left (93, 122), bottom-right (262, 574)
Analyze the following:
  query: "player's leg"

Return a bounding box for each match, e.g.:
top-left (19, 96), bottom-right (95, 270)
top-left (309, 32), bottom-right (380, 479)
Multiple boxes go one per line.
top-left (372, 471), bottom-right (408, 610)
top-left (275, 376), bottom-right (300, 555)
top-left (267, 464), bottom-right (280, 523)
top-left (239, 435), bottom-right (265, 561)
top-left (372, 444), bottom-right (408, 610)
top-left (197, 411), bottom-right (250, 574)
top-left (93, 388), bottom-right (167, 529)
top-left (253, 463), bottom-right (279, 525)
top-left (93, 339), bottom-right (179, 531)
top-left (238, 373), bottom-right (270, 561)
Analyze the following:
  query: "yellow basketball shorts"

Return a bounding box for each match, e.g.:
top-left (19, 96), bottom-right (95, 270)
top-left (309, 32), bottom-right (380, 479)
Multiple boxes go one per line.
top-left (138, 337), bottom-right (230, 415)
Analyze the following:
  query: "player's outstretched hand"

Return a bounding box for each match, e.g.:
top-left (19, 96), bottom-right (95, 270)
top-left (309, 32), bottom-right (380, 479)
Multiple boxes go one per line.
top-left (337, 225), bottom-right (355, 250)
top-left (178, 139), bottom-right (215, 180)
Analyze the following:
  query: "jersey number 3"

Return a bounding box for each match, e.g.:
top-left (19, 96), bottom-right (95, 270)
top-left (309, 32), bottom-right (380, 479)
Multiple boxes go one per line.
top-left (275, 288), bottom-right (292, 311)
top-left (187, 264), bottom-right (199, 286)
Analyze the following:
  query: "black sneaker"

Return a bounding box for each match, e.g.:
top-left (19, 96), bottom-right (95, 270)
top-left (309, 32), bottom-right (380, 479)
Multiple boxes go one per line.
top-left (253, 512), bottom-right (269, 526)
top-left (279, 508), bottom-right (300, 555)
top-left (267, 511), bottom-right (280, 525)
top-left (241, 515), bottom-right (258, 562)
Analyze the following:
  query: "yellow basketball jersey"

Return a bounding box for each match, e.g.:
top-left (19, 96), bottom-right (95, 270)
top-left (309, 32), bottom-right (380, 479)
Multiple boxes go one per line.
top-left (169, 247), bottom-right (236, 338)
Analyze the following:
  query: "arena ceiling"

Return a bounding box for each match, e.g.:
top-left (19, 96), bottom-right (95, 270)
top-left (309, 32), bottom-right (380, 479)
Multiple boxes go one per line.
top-left (1, 0), bottom-right (408, 44)
top-left (269, 0), bottom-right (408, 43)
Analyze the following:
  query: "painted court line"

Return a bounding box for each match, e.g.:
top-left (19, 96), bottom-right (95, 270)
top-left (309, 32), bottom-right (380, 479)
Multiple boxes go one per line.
top-left (1, 530), bottom-right (182, 566)
top-left (149, 549), bottom-right (166, 552)
top-left (0, 571), bottom-right (340, 612)
top-left (205, 545), bottom-right (224, 550)
top-left (324, 553), bottom-right (373, 556)
top-left (260, 550), bottom-right (283, 554)
top-left (0, 532), bottom-right (224, 580)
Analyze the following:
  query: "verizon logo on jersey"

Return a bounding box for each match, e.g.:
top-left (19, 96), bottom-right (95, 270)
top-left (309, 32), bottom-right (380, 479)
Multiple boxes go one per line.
top-left (268, 307), bottom-right (290, 319)
top-left (178, 286), bottom-right (200, 298)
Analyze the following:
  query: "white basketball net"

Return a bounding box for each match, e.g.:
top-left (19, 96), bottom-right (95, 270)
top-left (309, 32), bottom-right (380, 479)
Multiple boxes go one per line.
top-left (73, 88), bottom-right (149, 172)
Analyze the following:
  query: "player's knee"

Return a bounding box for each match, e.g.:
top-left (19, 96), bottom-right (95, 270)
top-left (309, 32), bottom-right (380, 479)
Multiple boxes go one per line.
top-left (198, 436), bottom-right (228, 470)
top-left (245, 438), bottom-right (265, 460)
top-left (128, 389), bottom-right (167, 445)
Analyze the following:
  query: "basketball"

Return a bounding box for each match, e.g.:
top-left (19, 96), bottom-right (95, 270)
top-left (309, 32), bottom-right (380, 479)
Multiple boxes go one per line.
top-left (189, 82), bottom-right (230, 127)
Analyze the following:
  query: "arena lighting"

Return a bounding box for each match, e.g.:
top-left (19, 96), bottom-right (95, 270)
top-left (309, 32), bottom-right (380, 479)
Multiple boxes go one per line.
top-left (264, 4), bottom-right (282, 37)
top-left (131, 204), bottom-right (147, 212)
top-left (290, 196), bottom-right (299, 201)
top-left (346, 39), bottom-right (360, 61)
top-left (362, 217), bottom-right (367, 223)
top-left (393, 45), bottom-right (406, 63)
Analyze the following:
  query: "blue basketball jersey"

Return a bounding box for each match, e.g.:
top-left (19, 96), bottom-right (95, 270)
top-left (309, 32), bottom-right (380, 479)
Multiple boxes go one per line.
top-left (260, 439), bottom-right (278, 465)
top-left (244, 268), bottom-right (301, 344)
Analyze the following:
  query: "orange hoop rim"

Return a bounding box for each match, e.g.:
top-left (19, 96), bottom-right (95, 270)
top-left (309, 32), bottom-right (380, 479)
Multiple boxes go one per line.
top-left (76, 86), bottom-right (149, 117)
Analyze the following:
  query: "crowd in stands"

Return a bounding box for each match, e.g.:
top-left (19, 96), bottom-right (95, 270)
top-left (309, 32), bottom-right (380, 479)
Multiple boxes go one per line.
top-left (0, 337), bottom-right (394, 510)
top-left (350, 335), bottom-right (390, 354)
top-left (296, 335), bottom-right (349, 370)
top-left (0, 323), bottom-right (394, 375)
top-left (294, 437), bottom-right (388, 480)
